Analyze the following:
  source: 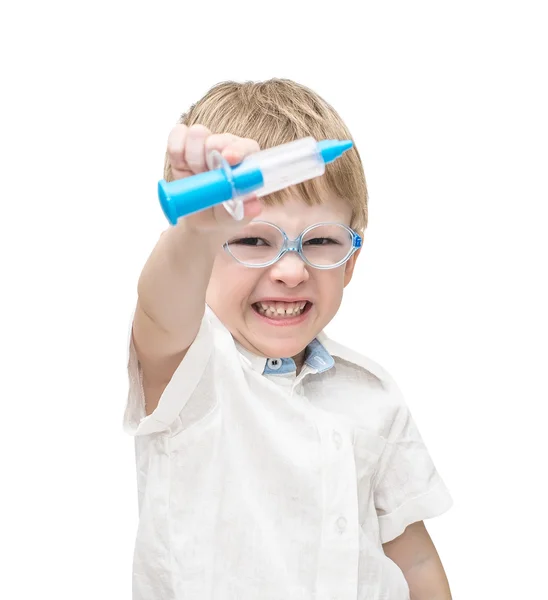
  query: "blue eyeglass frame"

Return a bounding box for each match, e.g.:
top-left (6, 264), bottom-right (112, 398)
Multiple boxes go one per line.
top-left (223, 221), bottom-right (362, 270)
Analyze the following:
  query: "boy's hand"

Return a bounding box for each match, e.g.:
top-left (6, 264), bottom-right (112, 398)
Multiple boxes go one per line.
top-left (167, 124), bottom-right (263, 236)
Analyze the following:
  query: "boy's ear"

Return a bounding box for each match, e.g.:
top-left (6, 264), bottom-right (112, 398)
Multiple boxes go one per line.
top-left (343, 248), bottom-right (361, 287)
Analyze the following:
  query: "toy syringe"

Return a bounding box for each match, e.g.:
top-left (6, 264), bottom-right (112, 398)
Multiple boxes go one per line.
top-left (158, 137), bottom-right (353, 225)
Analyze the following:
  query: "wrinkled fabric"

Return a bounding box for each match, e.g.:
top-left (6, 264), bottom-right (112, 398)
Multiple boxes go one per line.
top-left (124, 306), bottom-right (452, 600)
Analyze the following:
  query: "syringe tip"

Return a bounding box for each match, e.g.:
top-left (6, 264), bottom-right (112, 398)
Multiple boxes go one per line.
top-left (317, 139), bottom-right (353, 164)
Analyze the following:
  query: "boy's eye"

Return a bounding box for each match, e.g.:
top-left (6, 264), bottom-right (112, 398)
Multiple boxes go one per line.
top-left (231, 237), bottom-right (269, 247)
top-left (303, 237), bottom-right (339, 246)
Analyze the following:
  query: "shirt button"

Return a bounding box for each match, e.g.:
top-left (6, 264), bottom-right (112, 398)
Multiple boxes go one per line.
top-left (336, 516), bottom-right (347, 532)
top-left (332, 430), bottom-right (342, 449)
top-left (267, 358), bottom-right (282, 370)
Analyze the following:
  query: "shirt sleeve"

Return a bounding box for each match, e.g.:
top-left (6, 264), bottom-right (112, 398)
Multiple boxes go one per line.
top-left (122, 305), bottom-right (215, 437)
top-left (374, 387), bottom-right (453, 544)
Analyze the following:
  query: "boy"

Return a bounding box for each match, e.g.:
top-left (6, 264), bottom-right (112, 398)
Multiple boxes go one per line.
top-left (124, 79), bottom-right (453, 599)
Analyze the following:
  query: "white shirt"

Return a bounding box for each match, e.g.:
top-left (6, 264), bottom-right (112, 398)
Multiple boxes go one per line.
top-left (124, 306), bottom-right (453, 600)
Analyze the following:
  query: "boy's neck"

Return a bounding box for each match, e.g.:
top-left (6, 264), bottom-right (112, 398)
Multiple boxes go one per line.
top-left (293, 349), bottom-right (306, 374)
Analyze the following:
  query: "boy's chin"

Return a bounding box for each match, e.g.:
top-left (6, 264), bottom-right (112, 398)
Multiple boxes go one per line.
top-left (231, 329), bottom-right (305, 360)
top-left (251, 338), bottom-right (310, 361)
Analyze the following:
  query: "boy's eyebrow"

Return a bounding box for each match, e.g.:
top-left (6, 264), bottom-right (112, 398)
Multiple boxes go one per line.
top-left (260, 221), bottom-right (347, 236)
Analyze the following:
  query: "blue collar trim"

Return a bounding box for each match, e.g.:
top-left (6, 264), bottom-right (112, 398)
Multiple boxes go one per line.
top-left (262, 337), bottom-right (335, 375)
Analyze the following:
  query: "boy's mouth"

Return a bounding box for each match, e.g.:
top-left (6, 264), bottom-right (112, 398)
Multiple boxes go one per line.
top-left (252, 300), bottom-right (312, 320)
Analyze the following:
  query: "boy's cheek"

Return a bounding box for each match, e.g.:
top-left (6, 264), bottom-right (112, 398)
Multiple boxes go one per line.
top-left (207, 268), bottom-right (255, 309)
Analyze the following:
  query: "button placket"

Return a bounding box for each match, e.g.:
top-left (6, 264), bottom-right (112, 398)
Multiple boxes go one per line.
top-left (315, 419), bottom-right (360, 599)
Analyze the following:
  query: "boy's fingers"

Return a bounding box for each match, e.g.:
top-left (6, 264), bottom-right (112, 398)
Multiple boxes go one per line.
top-left (206, 135), bottom-right (261, 166)
top-left (204, 133), bottom-right (239, 156)
top-left (167, 126), bottom-right (260, 179)
top-left (221, 138), bottom-right (261, 165)
top-left (183, 124), bottom-right (211, 174)
top-left (166, 124), bottom-right (189, 174)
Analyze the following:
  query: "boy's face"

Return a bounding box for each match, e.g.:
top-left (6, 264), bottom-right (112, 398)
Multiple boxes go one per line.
top-left (206, 194), bottom-right (360, 365)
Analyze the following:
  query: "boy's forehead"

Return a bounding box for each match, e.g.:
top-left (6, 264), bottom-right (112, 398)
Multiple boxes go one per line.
top-left (259, 192), bottom-right (352, 233)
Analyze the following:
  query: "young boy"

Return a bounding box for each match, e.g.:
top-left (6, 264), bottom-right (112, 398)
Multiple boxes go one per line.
top-left (124, 79), bottom-right (453, 600)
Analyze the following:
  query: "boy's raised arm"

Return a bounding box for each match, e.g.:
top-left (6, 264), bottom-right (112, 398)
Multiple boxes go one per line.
top-left (131, 124), bottom-right (262, 415)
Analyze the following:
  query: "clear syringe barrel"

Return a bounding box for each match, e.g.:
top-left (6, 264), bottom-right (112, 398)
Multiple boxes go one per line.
top-left (234, 137), bottom-right (324, 198)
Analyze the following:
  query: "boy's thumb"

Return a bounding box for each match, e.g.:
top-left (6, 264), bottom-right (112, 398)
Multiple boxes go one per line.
top-left (241, 194), bottom-right (262, 220)
top-left (212, 193), bottom-right (262, 230)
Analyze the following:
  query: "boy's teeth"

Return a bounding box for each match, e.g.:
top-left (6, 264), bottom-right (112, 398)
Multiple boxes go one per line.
top-left (257, 301), bottom-right (308, 317)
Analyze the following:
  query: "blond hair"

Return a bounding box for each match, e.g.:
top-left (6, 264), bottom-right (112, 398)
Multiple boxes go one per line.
top-left (164, 79), bottom-right (368, 233)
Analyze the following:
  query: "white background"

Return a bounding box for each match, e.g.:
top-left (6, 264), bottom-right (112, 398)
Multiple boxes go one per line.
top-left (1, 0), bottom-right (547, 598)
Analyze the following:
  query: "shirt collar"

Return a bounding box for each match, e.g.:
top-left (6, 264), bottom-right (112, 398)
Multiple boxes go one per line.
top-left (236, 336), bottom-right (335, 376)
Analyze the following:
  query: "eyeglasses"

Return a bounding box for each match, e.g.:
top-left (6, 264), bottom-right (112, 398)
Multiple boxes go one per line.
top-left (223, 221), bottom-right (362, 269)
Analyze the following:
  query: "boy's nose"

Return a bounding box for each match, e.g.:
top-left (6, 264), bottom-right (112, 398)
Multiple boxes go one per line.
top-left (268, 252), bottom-right (310, 286)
